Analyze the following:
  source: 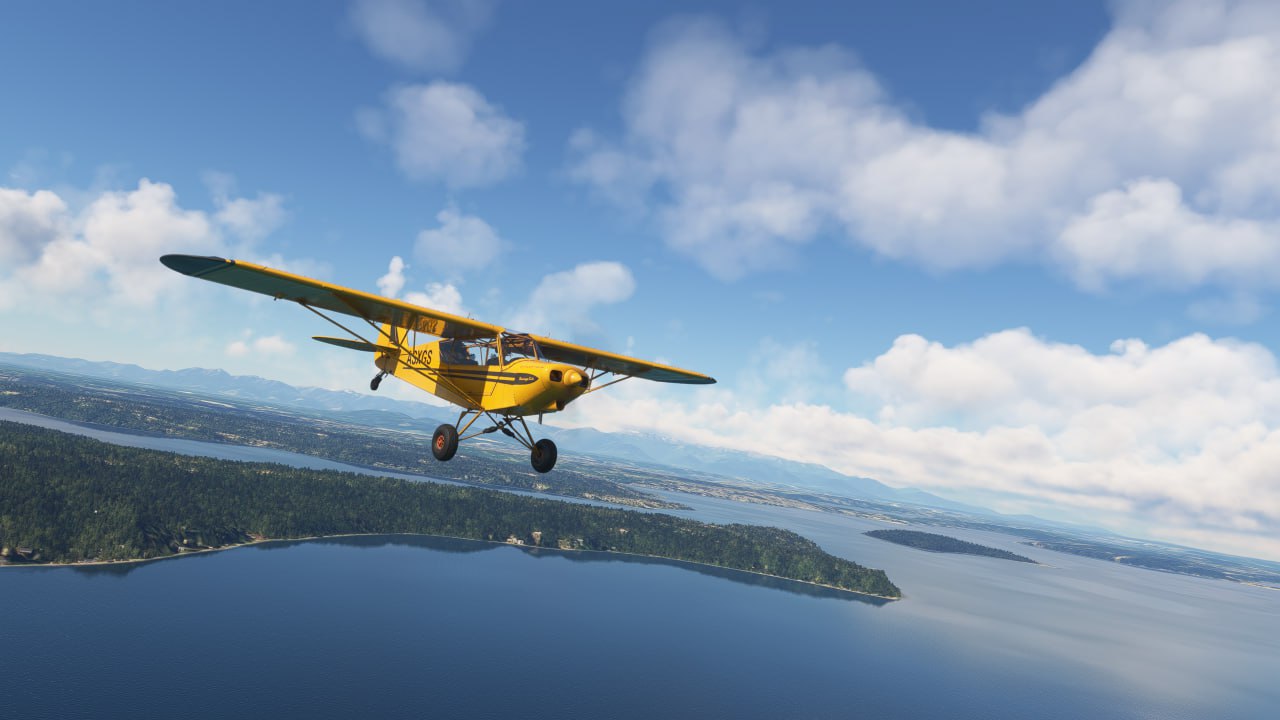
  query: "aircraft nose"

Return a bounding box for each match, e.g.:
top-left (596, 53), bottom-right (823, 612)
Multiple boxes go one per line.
top-left (565, 370), bottom-right (583, 386)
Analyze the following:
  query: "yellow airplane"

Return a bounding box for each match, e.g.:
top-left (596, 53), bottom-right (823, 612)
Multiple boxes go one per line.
top-left (160, 254), bottom-right (715, 473)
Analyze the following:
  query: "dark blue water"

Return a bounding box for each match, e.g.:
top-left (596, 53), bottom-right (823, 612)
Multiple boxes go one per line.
top-left (2, 412), bottom-right (1278, 718)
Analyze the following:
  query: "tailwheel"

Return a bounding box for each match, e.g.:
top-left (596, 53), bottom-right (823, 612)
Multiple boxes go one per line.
top-left (432, 424), bottom-right (459, 461)
top-left (530, 438), bottom-right (557, 473)
top-left (370, 372), bottom-right (386, 391)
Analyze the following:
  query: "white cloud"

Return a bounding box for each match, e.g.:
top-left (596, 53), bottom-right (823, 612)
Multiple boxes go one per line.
top-left (571, 2), bottom-right (1280, 291)
top-left (214, 194), bottom-right (286, 242)
top-left (0, 178), bottom-right (290, 311)
top-left (204, 172), bottom-right (287, 244)
top-left (378, 207), bottom-right (505, 318)
top-left (558, 328), bottom-right (1280, 562)
top-left (1056, 178), bottom-right (1280, 291)
top-left (377, 255), bottom-right (408, 297)
top-left (226, 334), bottom-right (296, 358)
top-left (414, 205), bottom-right (504, 273)
top-left (509, 261), bottom-right (636, 336)
top-left (32, 179), bottom-right (217, 306)
top-left (360, 82), bottom-right (525, 187)
top-left (405, 281), bottom-right (466, 316)
top-left (0, 187), bottom-right (66, 266)
top-left (252, 334), bottom-right (296, 356)
top-left (349, 0), bottom-right (493, 74)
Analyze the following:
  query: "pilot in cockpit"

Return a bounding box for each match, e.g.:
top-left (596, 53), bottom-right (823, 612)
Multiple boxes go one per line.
top-left (440, 339), bottom-right (476, 365)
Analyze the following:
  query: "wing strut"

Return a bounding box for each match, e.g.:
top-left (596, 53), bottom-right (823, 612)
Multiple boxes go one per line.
top-left (583, 374), bottom-right (631, 395)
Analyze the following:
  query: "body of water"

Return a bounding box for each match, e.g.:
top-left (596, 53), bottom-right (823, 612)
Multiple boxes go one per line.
top-left (2, 412), bottom-right (1277, 718)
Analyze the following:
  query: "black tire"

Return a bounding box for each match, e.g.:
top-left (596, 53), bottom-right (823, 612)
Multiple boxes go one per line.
top-left (530, 438), bottom-right (557, 473)
top-left (370, 374), bottom-right (383, 391)
top-left (432, 424), bottom-right (459, 461)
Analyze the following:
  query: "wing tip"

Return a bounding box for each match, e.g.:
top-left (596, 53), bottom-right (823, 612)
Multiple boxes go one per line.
top-left (160, 254), bottom-right (233, 277)
top-left (645, 369), bottom-right (716, 384)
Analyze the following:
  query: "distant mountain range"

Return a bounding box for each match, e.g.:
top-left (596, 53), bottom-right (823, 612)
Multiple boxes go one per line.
top-left (0, 350), bottom-right (980, 513)
top-left (0, 351), bottom-right (447, 419)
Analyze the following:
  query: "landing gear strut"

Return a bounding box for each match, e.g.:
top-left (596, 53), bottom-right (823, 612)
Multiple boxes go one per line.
top-left (437, 410), bottom-right (558, 472)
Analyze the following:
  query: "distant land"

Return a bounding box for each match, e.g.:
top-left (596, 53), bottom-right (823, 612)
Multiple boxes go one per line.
top-left (0, 421), bottom-right (902, 599)
top-left (0, 351), bottom-right (976, 513)
top-left (866, 529), bottom-right (1038, 564)
top-left (2, 356), bottom-right (1279, 590)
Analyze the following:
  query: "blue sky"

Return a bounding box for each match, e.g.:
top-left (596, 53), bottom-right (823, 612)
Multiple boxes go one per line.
top-left (4, 0), bottom-right (1280, 561)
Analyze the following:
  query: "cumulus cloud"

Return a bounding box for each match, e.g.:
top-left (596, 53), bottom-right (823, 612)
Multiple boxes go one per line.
top-left (0, 178), bottom-right (288, 311)
top-left (1057, 179), bottom-right (1280, 291)
top-left (405, 281), bottom-right (466, 316)
top-left (214, 194), bottom-right (286, 243)
top-left (377, 254), bottom-right (467, 316)
top-left (26, 180), bottom-right (217, 306)
top-left (571, 1), bottom-right (1280, 291)
top-left (227, 334), bottom-right (296, 358)
top-left (349, 0), bottom-right (493, 74)
top-left (558, 329), bottom-right (1280, 561)
top-left (359, 82), bottom-right (525, 187)
top-left (414, 205), bottom-right (504, 273)
top-left (205, 171), bottom-right (286, 242)
top-left (377, 255), bottom-right (409, 297)
top-left (0, 187), bottom-right (66, 266)
top-left (509, 261), bottom-right (636, 336)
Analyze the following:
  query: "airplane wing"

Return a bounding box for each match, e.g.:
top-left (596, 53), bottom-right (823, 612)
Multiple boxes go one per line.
top-left (531, 334), bottom-right (716, 385)
top-left (160, 254), bottom-right (502, 340)
top-left (162, 254), bottom-right (715, 384)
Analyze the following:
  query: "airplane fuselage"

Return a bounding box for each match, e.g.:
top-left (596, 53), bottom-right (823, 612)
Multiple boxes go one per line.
top-left (375, 338), bottom-right (589, 416)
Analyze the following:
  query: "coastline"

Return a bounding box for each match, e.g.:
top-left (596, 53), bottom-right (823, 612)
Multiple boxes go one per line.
top-left (0, 531), bottom-right (902, 601)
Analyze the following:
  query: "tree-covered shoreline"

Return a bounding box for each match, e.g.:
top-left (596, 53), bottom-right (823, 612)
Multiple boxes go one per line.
top-left (866, 529), bottom-right (1038, 564)
top-left (0, 422), bottom-right (901, 599)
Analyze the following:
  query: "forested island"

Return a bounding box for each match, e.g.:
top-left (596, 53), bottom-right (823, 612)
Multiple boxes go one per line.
top-left (0, 422), bottom-right (901, 599)
top-left (866, 529), bottom-right (1038, 564)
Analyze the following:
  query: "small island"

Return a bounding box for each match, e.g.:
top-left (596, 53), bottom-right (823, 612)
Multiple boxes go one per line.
top-left (0, 421), bottom-right (901, 599)
top-left (866, 529), bottom-right (1038, 564)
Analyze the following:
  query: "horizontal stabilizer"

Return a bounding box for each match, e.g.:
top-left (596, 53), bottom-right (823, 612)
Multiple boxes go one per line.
top-left (313, 336), bottom-right (380, 352)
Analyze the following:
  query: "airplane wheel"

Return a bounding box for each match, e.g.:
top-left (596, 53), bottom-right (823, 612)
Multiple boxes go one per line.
top-left (432, 424), bottom-right (459, 461)
top-left (370, 373), bottom-right (383, 391)
top-left (530, 438), bottom-right (557, 473)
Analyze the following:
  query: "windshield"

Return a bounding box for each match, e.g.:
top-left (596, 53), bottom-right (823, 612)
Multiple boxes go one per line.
top-left (501, 333), bottom-right (542, 362)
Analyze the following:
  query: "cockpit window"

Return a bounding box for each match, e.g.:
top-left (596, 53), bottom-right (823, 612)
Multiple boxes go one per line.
top-left (501, 333), bottom-right (542, 362)
top-left (439, 339), bottom-right (480, 365)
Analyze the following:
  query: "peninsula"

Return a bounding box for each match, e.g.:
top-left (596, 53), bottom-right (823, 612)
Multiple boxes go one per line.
top-left (0, 421), bottom-right (901, 599)
top-left (866, 529), bottom-right (1038, 563)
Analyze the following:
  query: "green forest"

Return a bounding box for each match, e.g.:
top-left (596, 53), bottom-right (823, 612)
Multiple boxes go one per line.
top-left (865, 529), bottom-right (1037, 563)
top-left (0, 421), bottom-right (900, 598)
top-left (0, 368), bottom-right (671, 508)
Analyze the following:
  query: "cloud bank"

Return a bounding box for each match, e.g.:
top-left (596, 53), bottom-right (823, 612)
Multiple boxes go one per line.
top-left (563, 329), bottom-right (1280, 562)
top-left (571, 0), bottom-right (1280, 291)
